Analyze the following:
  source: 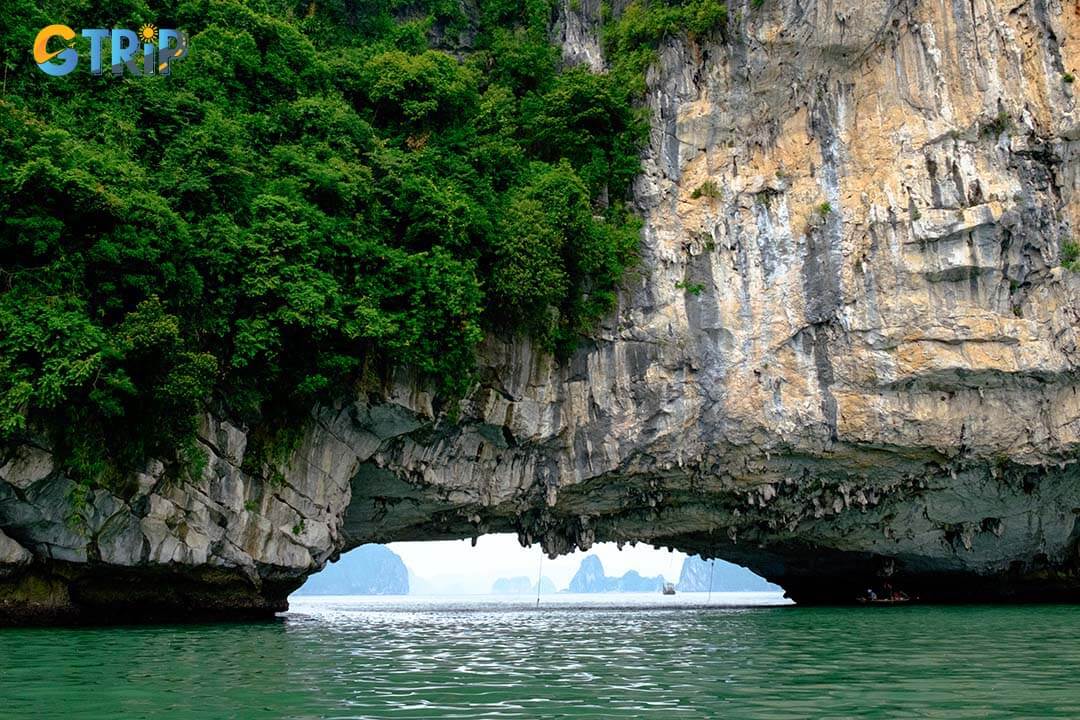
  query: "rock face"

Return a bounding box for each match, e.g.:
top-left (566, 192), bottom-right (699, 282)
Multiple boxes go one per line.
top-left (1, 0), bottom-right (1080, 622)
top-left (0, 414), bottom-right (354, 622)
top-left (567, 555), bottom-right (666, 592)
top-left (676, 555), bottom-right (778, 592)
top-left (293, 545), bottom-right (409, 596)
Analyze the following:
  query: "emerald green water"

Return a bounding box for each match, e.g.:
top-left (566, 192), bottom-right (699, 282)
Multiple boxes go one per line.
top-left (1, 595), bottom-right (1078, 719)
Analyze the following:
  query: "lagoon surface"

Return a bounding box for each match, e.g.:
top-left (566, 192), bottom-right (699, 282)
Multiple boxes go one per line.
top-left (1, 593), bottom-right (1078, 719)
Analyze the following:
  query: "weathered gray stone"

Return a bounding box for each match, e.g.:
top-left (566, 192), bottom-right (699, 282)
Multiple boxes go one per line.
top-left (0, 529), bottom-right (31, 568)
top-left (0, 445), bottom-right (53, 490)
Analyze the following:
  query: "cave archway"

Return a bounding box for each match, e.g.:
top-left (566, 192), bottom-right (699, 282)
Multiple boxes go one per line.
top-left (330, 443), bottom-right (1080, 608)
top-left (294, 533), bottom-right (782, 599)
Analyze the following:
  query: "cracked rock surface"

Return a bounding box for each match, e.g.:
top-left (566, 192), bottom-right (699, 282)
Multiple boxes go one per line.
top-left (1, 0), bottom-right (1079, 622)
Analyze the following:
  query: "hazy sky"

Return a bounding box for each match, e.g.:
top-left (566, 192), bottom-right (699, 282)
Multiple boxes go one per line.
top-left (388, 533), bottom-right (688, 593)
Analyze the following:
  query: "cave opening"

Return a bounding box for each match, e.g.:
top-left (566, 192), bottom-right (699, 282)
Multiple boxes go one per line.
top-left (292, 533), bottom-right (785, 602)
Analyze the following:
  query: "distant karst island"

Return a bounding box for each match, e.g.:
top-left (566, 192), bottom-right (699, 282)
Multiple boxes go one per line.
top-left (294, 544), bottom-right (778, 596)
top-left (677, 556), bottom-right (780, 592)
top-left (491, 576), bottom-right (557, 594)
top-left (567, 555), bottom-right (667, 592)
top-left (564, 554), bottom-right (778, 593)
top-left (293, 545), bottom-right (409, 596)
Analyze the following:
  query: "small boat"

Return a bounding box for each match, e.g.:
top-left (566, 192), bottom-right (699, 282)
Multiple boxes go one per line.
top-left (857, 590), bottom-right (912, 604)
top-left (662, 582), bottom-right (676, 595)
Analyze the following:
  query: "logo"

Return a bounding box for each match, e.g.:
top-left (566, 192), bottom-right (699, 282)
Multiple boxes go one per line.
top-left (34, 24), bottom-right (188, 77)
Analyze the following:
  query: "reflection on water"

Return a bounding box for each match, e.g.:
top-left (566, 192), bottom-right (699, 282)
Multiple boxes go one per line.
top-left (1, 593), bottom-right (1078, 719)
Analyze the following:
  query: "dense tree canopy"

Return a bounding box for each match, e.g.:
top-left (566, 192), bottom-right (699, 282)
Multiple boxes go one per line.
top-left (0, 0), bottom-right (725, 486)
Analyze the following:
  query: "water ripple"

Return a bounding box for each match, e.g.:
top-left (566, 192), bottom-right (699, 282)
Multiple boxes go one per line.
top-left (1, 594), bottom-right (1079, 718)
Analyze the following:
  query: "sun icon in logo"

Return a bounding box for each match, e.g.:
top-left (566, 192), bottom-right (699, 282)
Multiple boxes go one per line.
top-left (139, 23), bottom-right (158, 44)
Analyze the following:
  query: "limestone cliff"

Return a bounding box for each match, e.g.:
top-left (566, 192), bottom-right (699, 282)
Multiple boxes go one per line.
top-left (2, 0), bottom-right (1079, 622)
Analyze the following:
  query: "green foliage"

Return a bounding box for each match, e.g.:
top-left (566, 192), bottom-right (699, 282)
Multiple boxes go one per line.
top-left (0, 0), bottom-right (649, 489)
top-left (816, 202), bottom-right (833, 217)
top-left (981, 111), bottom-right (1013, 137)
top-left (675, 280), bottom-right (706, 296)
top-left (1061, 241), bottom-right (1080, 272)
top-left (603, 0), bottom-right (728, 92)
top-left (1064, 73), bottom-right (1076, 84)
top-left (358, 50), bottom-right (479, 128)
top-left (521, 67), bottom-right (648, 196)
top-left (489, 161), bottom-right (639, 348)
top-left (691, 180), bottom-right (722, 199)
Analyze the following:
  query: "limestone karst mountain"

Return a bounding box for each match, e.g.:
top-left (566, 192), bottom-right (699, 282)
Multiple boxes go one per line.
top-left (676, 556), bottom-right (779, 593)
top-left (1, 0), bottom-right (1079, 623)
top-left (567, 555), bottom-right (666, 593)
top-left (293, 545), bottom-right (409, 596)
